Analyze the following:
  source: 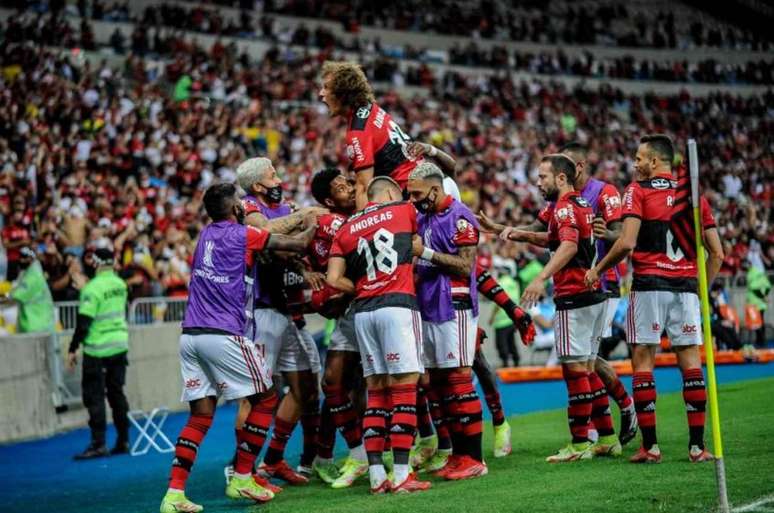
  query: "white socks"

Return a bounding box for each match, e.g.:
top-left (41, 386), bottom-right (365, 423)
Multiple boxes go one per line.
top-left (369, 464), bottom-right (387, 488)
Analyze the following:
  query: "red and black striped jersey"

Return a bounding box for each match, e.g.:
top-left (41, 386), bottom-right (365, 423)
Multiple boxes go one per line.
top-left (546, 191), bottom-right (605, 310)
top-left (622, 174), bottom-right (716, 293)
top-left (329, 201), bottom-right (417, 312)
top-left (308, 212), bottom-right (348, 272)
top-left (346, 103), bottom-right (420, 190)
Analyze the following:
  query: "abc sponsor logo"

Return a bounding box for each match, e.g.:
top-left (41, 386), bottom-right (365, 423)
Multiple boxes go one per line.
top-left (682, 324), bottom-right (698, 334)
top-left (185, 378), bottom-right (201, 389)
top-left (386, 352), bottom-right (400, 362)
top-left (651, 322), bottom-right (661, 332)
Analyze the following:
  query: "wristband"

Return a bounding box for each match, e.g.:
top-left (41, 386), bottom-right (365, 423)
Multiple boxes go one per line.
top-left (421, 247), bottom-right (435, 261)
top-left (428, 146), bottom-right (438, 157)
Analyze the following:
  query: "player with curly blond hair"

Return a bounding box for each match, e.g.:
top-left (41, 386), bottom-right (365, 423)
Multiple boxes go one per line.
top-left (319, 61), bottom-right (421, 210)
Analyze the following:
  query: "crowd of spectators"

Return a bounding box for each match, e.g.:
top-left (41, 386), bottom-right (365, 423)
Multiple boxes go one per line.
top-left (257, 0), bottom-right (772, 52)
top-left (0, 18), bottom-right (772, 303)
top-left (5, 3), bottom-right (772, 88)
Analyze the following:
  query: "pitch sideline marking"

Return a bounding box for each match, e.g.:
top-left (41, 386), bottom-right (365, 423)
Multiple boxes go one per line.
top-left (731, 494), bottom-right (774, 513)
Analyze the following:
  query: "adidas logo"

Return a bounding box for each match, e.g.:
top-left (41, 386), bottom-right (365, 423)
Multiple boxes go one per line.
top-left (447, 352), bottom-right (456, 360)
top-left (685, 404), bottom-right (698, 412)
top-left (642, 402), bottom-right (656, 412)
top-left (172, 457), bottom-right (180, 465)
top-left (363, 428), bottom-right (380, 438)
top-left (390, 425), bottom-right (407, 433)
top-left (239, 442), bottom-right (250, 451)
top-left (603, 407), bottom-right (611, 415)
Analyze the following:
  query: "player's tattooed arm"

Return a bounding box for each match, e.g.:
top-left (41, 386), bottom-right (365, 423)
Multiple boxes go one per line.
top-left (247, 207), bottom-right (326, 235)
top-left (265, 224), bottom-right (316, 253)
top-left (325, 256), bottom-right (355, 294)
top-left (427, 245), bottom-right (477, 278)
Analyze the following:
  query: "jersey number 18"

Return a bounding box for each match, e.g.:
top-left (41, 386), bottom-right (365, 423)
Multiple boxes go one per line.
top-left (357, 228), bottom-right (398, 281)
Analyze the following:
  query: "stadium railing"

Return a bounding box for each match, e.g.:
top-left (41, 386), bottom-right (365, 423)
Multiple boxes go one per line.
top-left (128, 297), bottom-right (188, 325)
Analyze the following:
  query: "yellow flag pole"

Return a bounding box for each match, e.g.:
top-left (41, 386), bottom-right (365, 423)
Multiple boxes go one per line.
top-left (688, 139), bottom-right (729, 513)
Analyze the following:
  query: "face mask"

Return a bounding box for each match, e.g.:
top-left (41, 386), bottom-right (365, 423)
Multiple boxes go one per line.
top-left (84, 260), bottom-right (96, 278)
top-left (413, 189), bottom-right (437, 214)
top-left (263, 184), bottom-right (283, 204)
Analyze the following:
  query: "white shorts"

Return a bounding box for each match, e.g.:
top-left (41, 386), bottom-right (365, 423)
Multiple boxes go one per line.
top-left (329, 308), bottom-right (359, 353)
top-left (253, 308), bottom-right (319, 374)
top-left (422, 309), bottom-right (478, 369)
top-left (179, 332), bottom-right (272, 402)
top-left (354, 307), bottom-right (423, 377)
top-left (626, 290), bottom-right (702, 346)
top-left (553, 301), bottom-right (607, 362)
top-left (602, 297), bottom-right (620, 339)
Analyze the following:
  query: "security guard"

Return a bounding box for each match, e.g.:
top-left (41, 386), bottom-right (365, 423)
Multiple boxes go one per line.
top-left (6, 246), bottom-right (54, 333)
top-left (67, 248), bottom-right (130, 459)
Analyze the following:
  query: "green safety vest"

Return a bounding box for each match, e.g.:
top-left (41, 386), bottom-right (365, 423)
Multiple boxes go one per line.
top-left (492, 274), bottom-right (521, 329)
top-left (78, 269), bottom-right (129, 358)
top-left (747, 266), bottom-right (771, 312)
top-left (10, 260), bottom-right (54, 333)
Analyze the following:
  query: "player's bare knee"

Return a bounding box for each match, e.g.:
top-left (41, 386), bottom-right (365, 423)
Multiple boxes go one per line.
top-left (674, 345), bottom-right (702, 370)
top-left (190, 396), bottom-right (217, 417)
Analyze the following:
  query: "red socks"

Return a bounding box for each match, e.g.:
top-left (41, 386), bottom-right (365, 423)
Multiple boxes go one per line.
top-left (606, 373), bottom-right (634, 410)
top-left (316, 401), bottom-right (336, 459)
top-left (300, 411), bottom-right (320, 467)
top-left (563, 366), bottom-right (592, 444)
top-left (484, 390), bottom-right (506, 427)
top-left (169, 414), bottom-right (213, 490)
top-left (235, 394), bottom-right (277, 474)
top-left (263, 416), bottom-right (295, 465)
top-left (682, 368), bottom-right (707, 449)
top-left (426, 384), bottom-right (452, 450)
top-left (363, 388), bottom-right (390, 464)
top-left (588, 372), bottom-right (614, 437)
top-left (416, 387), bottom-right (435, 438)
top-left (324, 384), bottom-right (363, 449)
top-left (633, 371), bottom-right (657, 449)
top-left (448, 371), bottom-right (483, 462)
top-left (389, 383), bottom-right (418, 463)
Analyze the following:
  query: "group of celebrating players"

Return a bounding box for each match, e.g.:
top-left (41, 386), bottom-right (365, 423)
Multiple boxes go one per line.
top-left (159, 61), bottom-right (724, 513)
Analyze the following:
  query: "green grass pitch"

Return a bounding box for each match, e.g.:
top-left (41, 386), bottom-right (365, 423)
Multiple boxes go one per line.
top-left (229, 377), bottom-right (773, 513)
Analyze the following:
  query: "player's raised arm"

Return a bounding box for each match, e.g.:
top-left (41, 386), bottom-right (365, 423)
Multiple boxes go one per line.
top-left (263, 224), bottom-right (317, 254)
top-left (408, 142), bottom-right (458, 178)
top-left (354, 167), bottom-right (374, 211)
top-left (237, 157), bottom-right (326, 234)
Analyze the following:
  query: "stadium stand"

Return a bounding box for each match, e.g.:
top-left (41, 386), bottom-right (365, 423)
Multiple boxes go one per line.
top-left (0, 0), bottom-right (771, 338)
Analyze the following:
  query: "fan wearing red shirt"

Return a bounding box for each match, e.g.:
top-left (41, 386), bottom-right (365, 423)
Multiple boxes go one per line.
top-left (327, 176), bottom-right (430, 495)
top-left (2, 209), bottom-right (31, 281)
top-left (586, 134), bottom-right (724, 464)
top-left (319, 61), bottom-right (420, 210)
